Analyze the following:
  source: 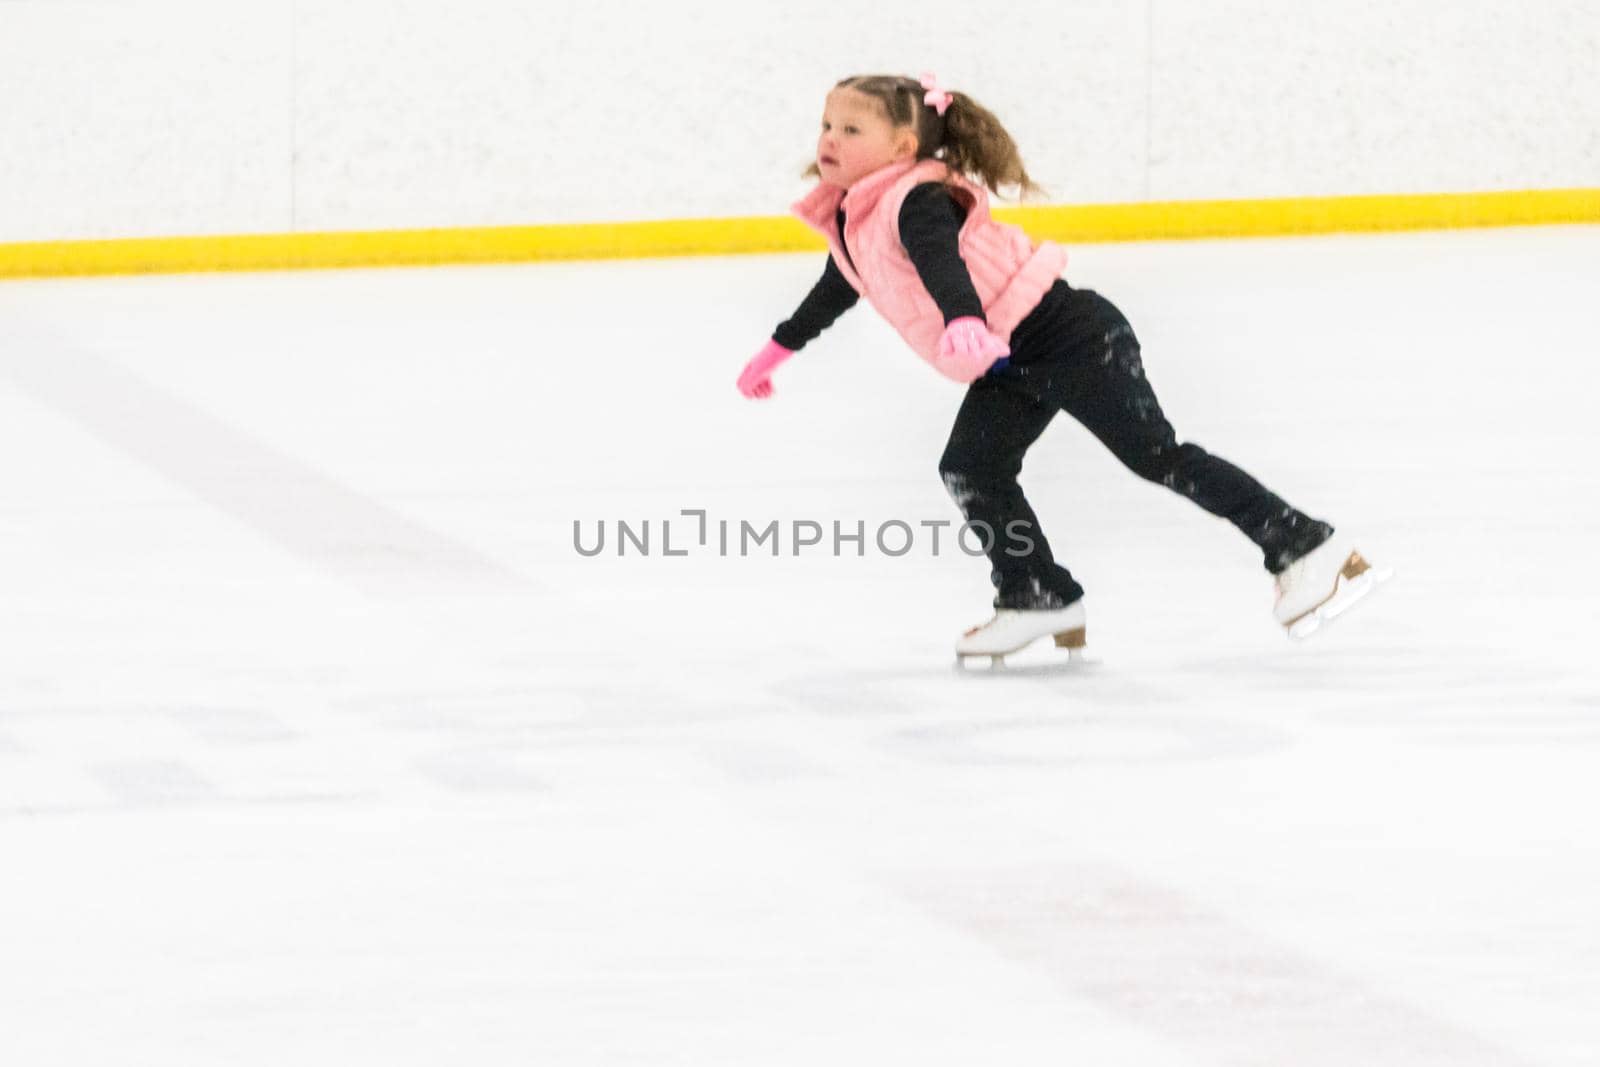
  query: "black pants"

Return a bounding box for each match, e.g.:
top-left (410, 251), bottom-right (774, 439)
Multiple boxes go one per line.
top-left (939, 285), bottom-right (1331, 610)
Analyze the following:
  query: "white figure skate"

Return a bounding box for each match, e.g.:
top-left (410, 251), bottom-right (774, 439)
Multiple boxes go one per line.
top-left (1274, 533), bottom-right (1392, 639)
top-left (954, 600), bottom-right (1090, 671)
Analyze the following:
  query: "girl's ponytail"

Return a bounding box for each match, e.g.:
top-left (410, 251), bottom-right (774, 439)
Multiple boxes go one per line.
top-left (937, 90), bottom-right (1045, 200)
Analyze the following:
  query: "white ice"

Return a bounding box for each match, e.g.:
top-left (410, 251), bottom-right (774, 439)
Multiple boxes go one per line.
top-left (2, 225), bottom-right (1598, 1065)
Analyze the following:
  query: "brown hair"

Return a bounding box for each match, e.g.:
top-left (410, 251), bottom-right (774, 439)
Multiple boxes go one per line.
top-left (802, 74), bottom-right (1045, 199)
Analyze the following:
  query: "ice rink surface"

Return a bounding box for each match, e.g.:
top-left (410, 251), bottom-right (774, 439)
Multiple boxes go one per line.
top-left (2, 225), bottom-right (1597, 1064)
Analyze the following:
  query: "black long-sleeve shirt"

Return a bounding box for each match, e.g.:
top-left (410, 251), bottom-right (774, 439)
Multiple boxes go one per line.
top-left (772, 182), bottom-right (986, 352)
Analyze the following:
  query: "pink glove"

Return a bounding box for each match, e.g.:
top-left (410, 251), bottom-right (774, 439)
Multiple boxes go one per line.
top-left (736, 339), bottom-right (795, 399)
top-left (934, 317), bottom-right (1010, 384)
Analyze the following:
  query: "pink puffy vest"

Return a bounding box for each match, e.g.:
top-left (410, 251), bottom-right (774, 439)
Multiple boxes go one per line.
top-left (791, 157), bottom-right (1067, 370)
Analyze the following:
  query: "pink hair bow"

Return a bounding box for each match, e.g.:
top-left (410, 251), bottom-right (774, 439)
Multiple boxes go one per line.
top-left (920, 71), bottom-right (953, 116)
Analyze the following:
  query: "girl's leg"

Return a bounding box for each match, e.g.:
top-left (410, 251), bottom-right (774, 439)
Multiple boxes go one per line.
top-left (1057, 299), bottom-right (1332, 573)
top-left (939, 376), bottom-right (1085, 608)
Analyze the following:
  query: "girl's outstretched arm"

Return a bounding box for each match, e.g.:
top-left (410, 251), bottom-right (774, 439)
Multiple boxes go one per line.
top-left (772, 256), bottom-right (860, 352)
top-left (738, 258), bottom-right (860, 399)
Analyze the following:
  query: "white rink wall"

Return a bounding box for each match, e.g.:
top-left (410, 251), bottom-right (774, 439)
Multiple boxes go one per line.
top-left (0, 0), bottom-right (1596, 242)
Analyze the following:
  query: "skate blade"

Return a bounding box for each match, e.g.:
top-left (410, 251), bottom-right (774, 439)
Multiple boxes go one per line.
top-left (954, 644), bottom-right (1099, 675)
top-left (1285, 563), bottom-right (1394, 640)
top-left (955, 626), bottom-right (1090, 673)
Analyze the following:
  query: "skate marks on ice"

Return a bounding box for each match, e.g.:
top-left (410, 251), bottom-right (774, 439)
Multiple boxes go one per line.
top-left (895, 862), bottom-right (1542, 1067)
top-left (1168, 640), bottom-right (1600, 727)
top-left (338, 677), bottom-right (790, 793)
top-left (768, 667), bottom-right (1290, 770)
top-left (0, 702), bottom-right (371, 817)
top-left (888, 711), bottom-right (1285, 769)
top-left (0, 673), bottom-right (719, 818)
top-left (0, 339), bottom-right (529, 599)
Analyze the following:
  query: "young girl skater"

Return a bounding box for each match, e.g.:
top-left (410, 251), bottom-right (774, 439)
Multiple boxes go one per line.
top-left (736, 72), bottom-right (1385, 662)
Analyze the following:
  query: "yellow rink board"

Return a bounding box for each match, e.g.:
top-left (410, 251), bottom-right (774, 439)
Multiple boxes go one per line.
top-left (1, 187), bottom-right (1596, 280)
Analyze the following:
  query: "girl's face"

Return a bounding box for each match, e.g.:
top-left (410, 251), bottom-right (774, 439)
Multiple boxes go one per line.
top-left (815, 87), bottom-right (919, 190)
